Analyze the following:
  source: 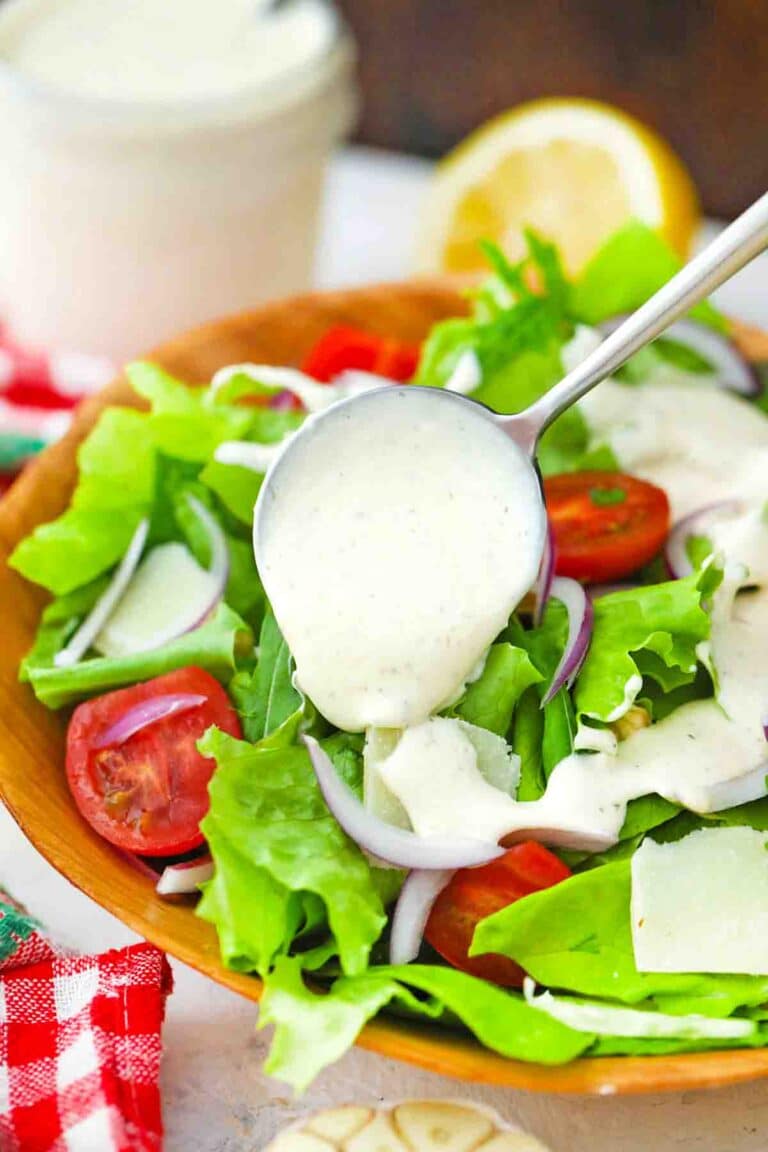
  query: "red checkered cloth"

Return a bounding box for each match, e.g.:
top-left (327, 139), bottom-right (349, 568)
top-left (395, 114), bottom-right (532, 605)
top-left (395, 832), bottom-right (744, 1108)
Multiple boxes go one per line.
top-left (0, 326), bottom-right (114, 487)
top-left (0, 893), bottom-right (172, 1152)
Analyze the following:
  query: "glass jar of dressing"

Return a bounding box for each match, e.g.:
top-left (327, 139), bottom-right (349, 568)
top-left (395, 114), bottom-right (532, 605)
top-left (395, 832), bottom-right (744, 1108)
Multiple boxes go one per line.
top-left (0, 0), bottom-right (356, 361)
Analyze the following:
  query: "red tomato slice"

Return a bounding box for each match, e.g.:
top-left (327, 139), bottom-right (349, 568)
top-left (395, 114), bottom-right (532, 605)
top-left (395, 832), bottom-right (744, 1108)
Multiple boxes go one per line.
top-left (544, 471), bottom-right (670, 583)
top-left (301, 326), bottom-right (420, 383)
top-left (66, 667), bottom-right (241, 856)
top-left (424, 842), bottom-right (571, 987)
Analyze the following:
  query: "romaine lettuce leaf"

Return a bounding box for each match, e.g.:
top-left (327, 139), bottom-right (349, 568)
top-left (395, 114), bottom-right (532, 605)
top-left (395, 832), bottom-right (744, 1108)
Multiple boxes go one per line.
top-left (198, 729), bottom-right (388, 977)
top-left (199, 459), bottom-right (263, 525)
top-left (506, 605), bottom-right (576, 779)
top-left (571, 222), bottom-right (728, 332)
top-left (574, 575), bottom-right (715, 722)
top-left (10, 366), bottom-right (258, 595)
top-left (259, 955), bottom-right (592, 1092)
top-left (24, 602), bottom-right (251, 709)
top-left (19, 576), bottom-right (108, 682)
top-left (451, 642), bottom-right (542, 737)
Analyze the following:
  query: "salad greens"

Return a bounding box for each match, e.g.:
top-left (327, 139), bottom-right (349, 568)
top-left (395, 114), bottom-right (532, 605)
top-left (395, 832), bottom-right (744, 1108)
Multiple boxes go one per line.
top-left (198, 728), bottom-right (391, 977)
top-left (260, 956), bottom-right (593, 1093)
top-left (573, 570), bottom-right (718, 723)
top-left (472, 860), bottom-right (768, 1017)
top-left (12, 219), bottom-right (768, 1092)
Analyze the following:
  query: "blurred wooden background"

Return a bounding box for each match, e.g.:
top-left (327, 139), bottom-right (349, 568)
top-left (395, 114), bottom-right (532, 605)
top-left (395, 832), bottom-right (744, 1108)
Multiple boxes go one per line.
top-left (336, 0), bottom-right (768, 219)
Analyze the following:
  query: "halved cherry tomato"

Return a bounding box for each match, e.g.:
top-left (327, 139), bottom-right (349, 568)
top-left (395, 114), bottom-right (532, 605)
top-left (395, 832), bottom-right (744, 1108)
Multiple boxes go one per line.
top-left (66, 667), bottom-right (241, 856)
top-left (424, 842), bottom-right (571, 987)
top-left (544, 471), bottom-right (670, 583)
top-left (301, 326), bottom-right (421, 383)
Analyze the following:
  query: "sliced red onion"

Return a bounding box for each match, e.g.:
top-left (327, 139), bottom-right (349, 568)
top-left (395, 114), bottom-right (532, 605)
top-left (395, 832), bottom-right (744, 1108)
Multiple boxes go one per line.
top-left (269, 390), bottom-right (299, 411)
top-left (156, 854), bottom-right (214, 897)
top-left (665, 500), bottom-right (744, 579)
top-left (598, 315), bottom-right (760, 398)
top-left (541, 577), bottom-right (593, 706)
top-left (184, 494), bottom-right (229, 627)
top-left (533, 522), bottom-right (556, 627)
top-left (501, 823), bottom-right (615, 853)
top-left (389, 869), bottom-right (454, 965)
top-left (94, 693), bottom-right (206, 750)
top-left (304, 736), bottom-right (503, 870)
top-left (54, 518), bottom-right (149, 668)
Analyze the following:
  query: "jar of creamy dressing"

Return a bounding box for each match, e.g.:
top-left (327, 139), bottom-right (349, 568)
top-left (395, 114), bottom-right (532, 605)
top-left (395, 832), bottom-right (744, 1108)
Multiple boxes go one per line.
top-left (0, 0), bottom-right (356, 360)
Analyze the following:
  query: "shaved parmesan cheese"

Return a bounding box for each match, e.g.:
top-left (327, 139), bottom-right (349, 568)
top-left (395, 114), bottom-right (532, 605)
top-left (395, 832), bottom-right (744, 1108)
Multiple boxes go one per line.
top-left (375, 717), bottom-right (519, 842)
top-left (95, 543), bottom-right (218, 658)
top-left (631, 827), bottom-right (768, 975)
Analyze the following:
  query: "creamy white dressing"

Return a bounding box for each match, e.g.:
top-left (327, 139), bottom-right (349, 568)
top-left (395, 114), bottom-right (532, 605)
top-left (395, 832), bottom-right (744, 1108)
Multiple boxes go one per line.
top-left (361, 369), bottom-right (767, 852)
top-left (374, 718), bottom-right (520, 841)
top-left (477, 372), bottom-right (768, 850)
top-left (580, 378), bottom-right (768, 519)
top-left (252, 319), bottom-right (767, 856)
top-left (0, 0), bottom-right (336, 100)
top-left (256, 387), bottom-right (545, 732)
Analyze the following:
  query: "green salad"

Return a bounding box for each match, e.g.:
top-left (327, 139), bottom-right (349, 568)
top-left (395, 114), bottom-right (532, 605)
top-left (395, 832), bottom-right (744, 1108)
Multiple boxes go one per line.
top-left (11, 222), bottom-right (768, 1091)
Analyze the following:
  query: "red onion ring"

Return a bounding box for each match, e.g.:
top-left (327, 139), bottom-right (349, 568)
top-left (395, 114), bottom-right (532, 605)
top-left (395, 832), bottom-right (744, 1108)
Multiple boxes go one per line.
top-left (54, 518), bottom-right (149, 668)
top-left (184, 494), bottom-right (230, 629)
top-left (304, 736), bottom-right (503, 870)
top-left (269, 390), bottom-right (299, 411)
top-left (156, 854), bottom-right (214, 898)
top-left (389, 868), bottom-right (454, 965)
top-left (94, 693), bottom-right (206, 750)
top-left (533, 522), bottom-right (556, 626)
top-left (541, 577), bottom-right (593, 706)
top-left (598, 315), bottom-right (761, 398)
top-left (665, 500), bottom-right (744, 579)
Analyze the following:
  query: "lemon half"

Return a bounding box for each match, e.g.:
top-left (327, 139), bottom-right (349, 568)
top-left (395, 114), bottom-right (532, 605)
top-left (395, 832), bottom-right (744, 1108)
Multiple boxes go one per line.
top-left (418, 98), bottom-right (699, 275)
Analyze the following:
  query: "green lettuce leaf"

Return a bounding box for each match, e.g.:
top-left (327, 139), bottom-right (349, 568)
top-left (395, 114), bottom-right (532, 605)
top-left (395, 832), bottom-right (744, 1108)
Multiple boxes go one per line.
top-left (24, 603), bottom-right (251, 709)
top-left (199, 729), bottom-right (387, 977)
top-left (472, 860), bottom-right (768, 1016)
top-left (259, 955), bottom-right (592, 1092)
top-left (10, 365), bottom-right (256, 596)
top-left (452, 642), bottom-right (542, 736)
top-left (415, 237), bottom-right (593, 475)
top-left (512, 688), bottom-right (546, 800)
top-left (197, 832), bottom-right (303, 975)
top-left (507, 605), bottom-right (575, 779)
top-left (571, 222), bottom-right (728, 332)
top-left (19, 577), bottom-right (108, 682)
top-left (228, 611), bottom-right (301, 742)
top-left (574, 575), bottom-right (714, 722)
top-left (199, 460), bottom-right (263, 525)
top-left (126, 362), bottom-right (254, 460)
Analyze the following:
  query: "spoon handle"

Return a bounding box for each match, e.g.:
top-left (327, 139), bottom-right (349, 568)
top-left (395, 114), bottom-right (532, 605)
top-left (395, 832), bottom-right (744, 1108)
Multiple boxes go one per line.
top-left (505, 190), bottom-right (768, 452)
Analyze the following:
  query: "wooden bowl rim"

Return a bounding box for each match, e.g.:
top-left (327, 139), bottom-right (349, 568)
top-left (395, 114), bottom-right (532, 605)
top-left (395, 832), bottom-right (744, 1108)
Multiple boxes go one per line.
top-left (2, 279), bottom-right (768, 1097)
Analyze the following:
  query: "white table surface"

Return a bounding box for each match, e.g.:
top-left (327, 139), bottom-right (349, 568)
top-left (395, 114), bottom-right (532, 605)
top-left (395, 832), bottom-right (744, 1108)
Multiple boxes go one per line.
top-left (3, 147), bottom-right (768, 1152)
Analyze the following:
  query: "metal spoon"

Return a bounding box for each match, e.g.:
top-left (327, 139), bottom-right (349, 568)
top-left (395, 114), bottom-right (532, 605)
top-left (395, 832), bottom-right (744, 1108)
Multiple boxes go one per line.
top-left (255, 191), bottom-right (768, 557)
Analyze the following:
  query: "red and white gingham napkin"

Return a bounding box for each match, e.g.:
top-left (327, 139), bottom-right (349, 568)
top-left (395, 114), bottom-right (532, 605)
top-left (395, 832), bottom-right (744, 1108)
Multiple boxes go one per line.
top-left (0, 325), bottom-right (114, 486)
top-left (0, 894), bottom-right (172, 1152)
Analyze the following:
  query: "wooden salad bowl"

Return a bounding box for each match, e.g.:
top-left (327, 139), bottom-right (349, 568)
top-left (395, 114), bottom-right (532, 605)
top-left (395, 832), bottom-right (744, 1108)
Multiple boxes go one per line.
top-left (2, 281), bottom-right (768, 1096)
